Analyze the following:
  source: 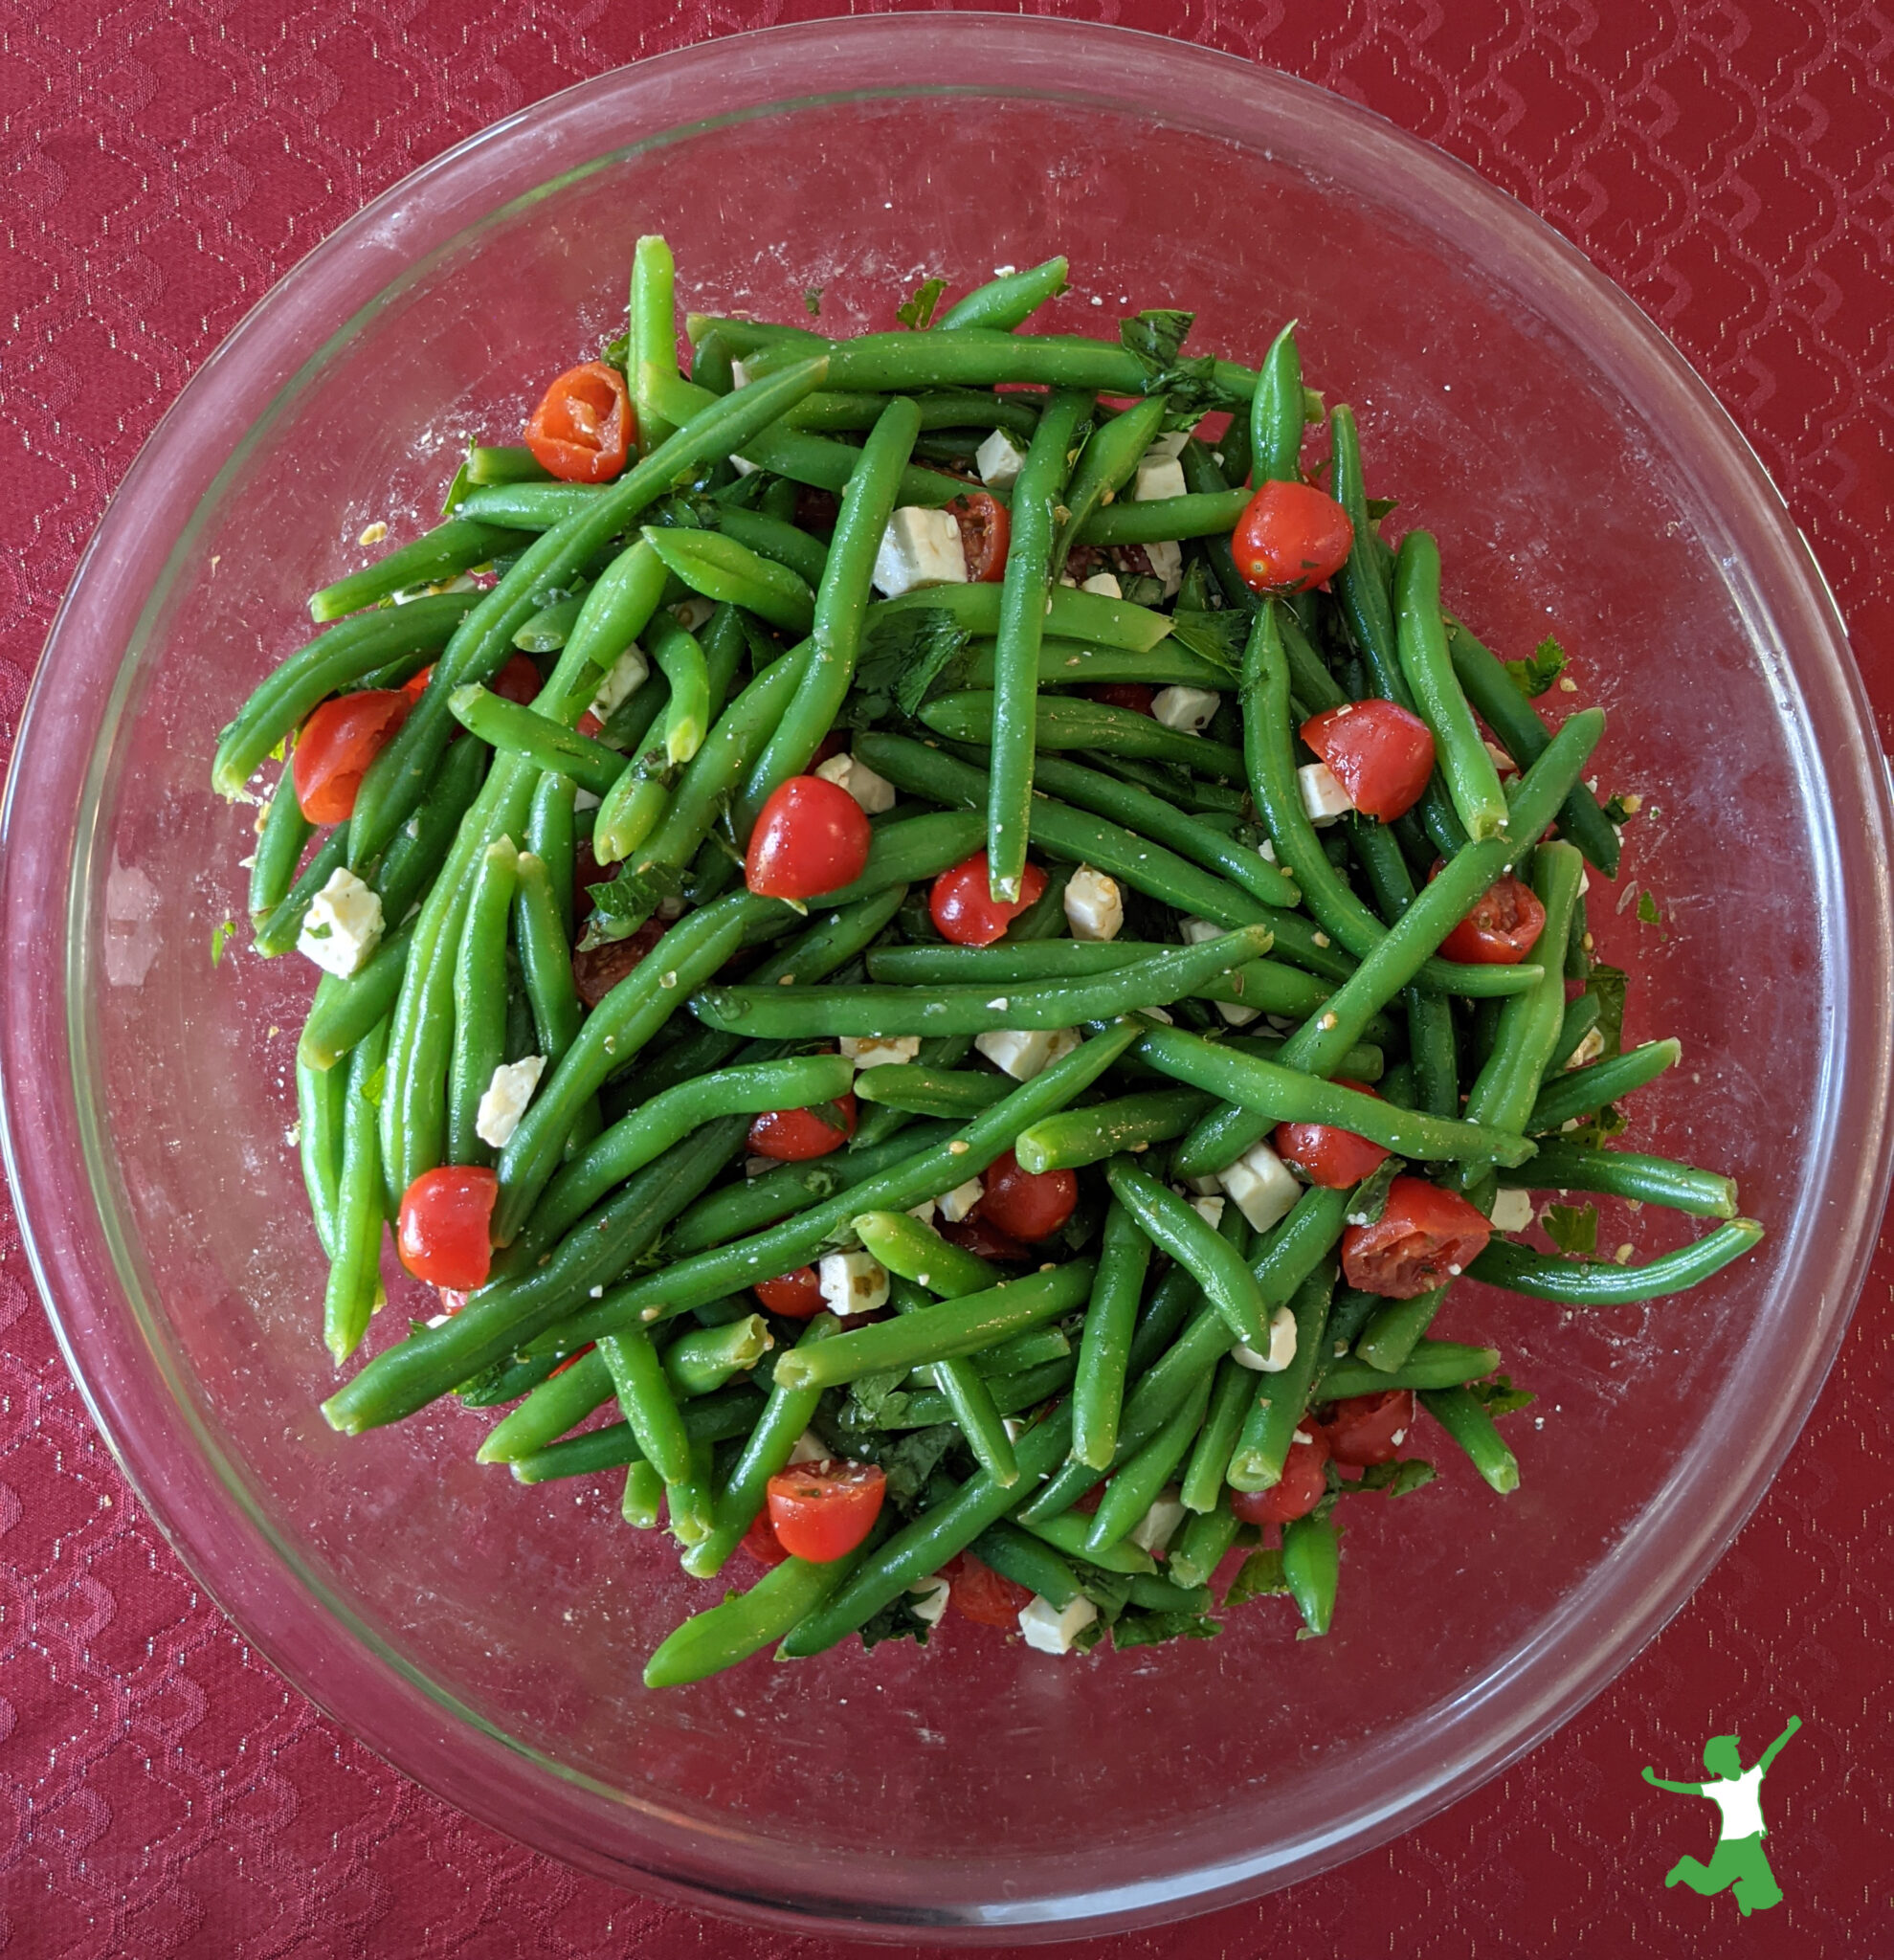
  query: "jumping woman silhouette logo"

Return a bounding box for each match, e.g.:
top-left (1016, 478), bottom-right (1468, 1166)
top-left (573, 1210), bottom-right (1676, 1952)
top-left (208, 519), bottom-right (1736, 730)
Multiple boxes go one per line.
top-left (1642, 1716), bottom-right (1801, 1916)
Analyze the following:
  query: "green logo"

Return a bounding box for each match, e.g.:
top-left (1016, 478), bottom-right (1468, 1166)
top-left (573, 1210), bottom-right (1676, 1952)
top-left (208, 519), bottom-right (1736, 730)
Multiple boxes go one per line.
top-left (1643, 1716), bottom-right (1802, 1917)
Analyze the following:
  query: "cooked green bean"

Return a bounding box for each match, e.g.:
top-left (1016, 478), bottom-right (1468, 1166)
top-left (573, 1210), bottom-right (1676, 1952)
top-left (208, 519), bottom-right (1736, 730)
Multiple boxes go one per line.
top-left (509, 1381), bottom-right (767, 1483)
top-left (248, 771), bottom-right (314, 921)
top-left (446, 836), bottom-right (519, 1166)
top-left (869, 578), bottom-right (1175, 654)
top-left (598, 1325), bottom-right (695, 1488)
top-left (308, 522), bottom-right (515, 626)
top-left (1505, 1140), bottom-right (1737, 1217)
top-left (1419, 1386), bottom-right (1519, 1493)
top-left (1052, 393), bottom-right (1167, 574)
top-left (1169, 1499), bottom-right (1243, 1591)
top-left (321, 1021), bottom-right (390, 1363)
top-left (963, 637), bottom-right (1229, 693)
top-left (1526, 1039), bottom-right (1682, 1133)
top-left (251, 827), bottom-right (348, 958)
top-left (1179, 1357), bottom-right (1255, 1513)
top-left (1281, 1513), bottom-right (1339, 1636)
top-left (887, 1277), bottom-right (1018, 1485)
top-left (937, 256), bottom-right (1069, 331)
top-left (296, 1041), bottom-right (347, 1260)
top-left (447, 684), bottom-right (625, 795)
top-left (640, 525), bottom-right (815, 635)
top-left (1074, 489), bottom-right (1250, 548)
top-left (1071, 1198), bottom-right (1156, 1471)
top-left (1104, 1154), bottom-right (1274, 1349)
top-left (1253, 321), bottom-right (1303, 484)
top-left (853, 1211), bottom-right (998, 1298)
top-left (477, 1348), bottom-right (613, 1464)
top-left (662, 1314), bottom-right (773, 1398)
top-left (713, 504), bottom-right (830, 588)
top-left (925, 689), bottom-right (1248, 784)
top-left (1315, 1341), bottom-right (1504, 1400)
top-left (967, 1521), bottom-right (1085, 1611)
top-left (631, 234), bottom-right (679, 454)
top-left (1468, 1219), bottom-right (1764, 1303)
top-left (1015, 1087), bottom-right (1216, 1174)
top-left (1226, 1258), bottom-right (1335, 1492)
top-left (1083, 1370), bottom-right (1214, 1556)
top-left (852, 1065), bottom-right (1011, 1120)
top-left (297, 927), bottom-right (412, 1074)
top-left (1545, 991), bottom-right (1603, 1077)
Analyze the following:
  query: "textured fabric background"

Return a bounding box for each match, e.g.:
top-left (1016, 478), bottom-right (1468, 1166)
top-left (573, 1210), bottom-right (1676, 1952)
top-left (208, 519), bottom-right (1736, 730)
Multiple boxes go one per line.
top-left (3, 3), bottom-right (1890, 1954)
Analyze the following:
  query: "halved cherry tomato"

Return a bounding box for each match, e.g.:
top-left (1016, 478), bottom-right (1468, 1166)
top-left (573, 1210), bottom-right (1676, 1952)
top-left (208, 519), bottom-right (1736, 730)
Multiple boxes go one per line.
top-left (407, 652), bottom-right (538, 707)
top-left (570, 917), bottom-right (666, 1010)
top-left (1320, 1389), bottom-right (1415, 1467)
top-left (404, 664), bottom-right (433, 702)
top-left (976, 1148), bottom-right (1078, 1242)
top-left (945, 1550), bottom-right (1033, 1628)
top-left (745, 775), bottom-right (874, 902)
top-left (397, 1166), bottom-right (499, 1290)
top-left (929, 851), bottom-right (1048, 946)
top-left (1300, 700), bottom-right (1435, 822)
top-left (946, 489), bottom-right (1010, 582)
top-left (754, 1266), bottom-right (824, 1318)
top-left (292, 689), bottom-right (411, 825)
top-left (524, 361), bottom-right (634, 484)
top-left (766, 1458), bottom-right (886, 1562)
top-left (1232, 479), bottom-right (1353, 596)
top-left (748, 1092), bottom-right (858, 1163)
top-left (1229, 1424), bottom-right (1331, 1526)
top-left (1274, 1079), bottom-right (1390, 1191)
top-left (1433, 867), bottom-right (1548, 965)
top-left (1086, 681), bottom-right (1156, 717)
top-left (938, 1215), bottom-right (1034, 1264)
top-left (742, 1507), bottom-right (791, 1568)
top-left (1341, 1175), bottom-right (1492, 1299)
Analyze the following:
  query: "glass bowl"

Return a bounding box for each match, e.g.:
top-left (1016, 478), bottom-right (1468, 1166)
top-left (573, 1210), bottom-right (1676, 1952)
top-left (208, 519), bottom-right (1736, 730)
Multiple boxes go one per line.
top-left (5, 15), bottom-right (1890, 1942)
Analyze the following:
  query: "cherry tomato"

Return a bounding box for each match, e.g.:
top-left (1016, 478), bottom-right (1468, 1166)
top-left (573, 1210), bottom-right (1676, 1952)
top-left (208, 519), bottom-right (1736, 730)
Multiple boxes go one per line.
top-left (945, 1551), bottom-right (1033, 1628)
top-left (1320, 1389), bottom-right (1415, 1467)
top-left (570, 917), bottom-right (666, 1010)
top-left (1341, 1175), bottom-right (1493, 1299)
top-left (1433, 868), bottom-right (1548, 965)
top-left (741, 1507), bottom-right (791, 1569)
top-left (435, 1286), bottom-right (469, 1317)
top-left (947, 489), bottom-right (1010, 582)
top-left (404, 663), bottom-right (434, 702)
top-left (396, 1166), bottom-right (499, 1290)
top-left (754, 1266), bottom-right (825, 1318)
top-left (1086, 681), bottom-right (1156, 717)
top-left (547, 1342), bottom-right (596, 1381)
top-left (292, 689), bottom-right (411, 825)
top-left (748, 1092), bottom-right (858, 1163)
top-left (766, 1459), bottom-right (887, 1562)
top-left (1232, 479), bottom-right (1354, 596)
top-left (1274, 1079), bottom-right (1390, 1191)
top-left (490, 652), bottom-right (543, 706)
top-left (1300, 700), bottom-right (1435, 822)
top-left (1230, 1425), bottom-right (1331, 1526)
top-left (929, 851), bottom-right (1048, 947)
top-left (745, 775), bottom-right (874, 902)
top-left (938, 1215), bottom-right (1035, 1264)
top-left (976, 1148), bottom-right (1078, 1242)
top-left (524, 361), bottom-right (634, 484)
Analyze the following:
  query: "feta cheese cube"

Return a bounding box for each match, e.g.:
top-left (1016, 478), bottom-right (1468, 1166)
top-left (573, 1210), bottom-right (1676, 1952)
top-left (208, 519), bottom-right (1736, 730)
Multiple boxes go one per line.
top-left (975, 1026), bottom-right (1081, 1081)
top-left (1179, 916), bottom-right (1222, 946)
top-left (1233, 1303), bottom-right (1299, 1372)
top-left (975, 428), bottom-right (1028, 490)
top-left (1190, 1194), bottom-right (1226, 1231)
top-left (1217, 1139), bottom-right (1302, 1234)
top-left (1079, 571), bottom-right (1123, 599)
top-left (813, 750), bottom-right (897, 814)
top-left (1258, 836), bottom-right (1278, 862)
top-left (938, 1176), bottom-right (984, 1223)
top-left (1489, 1187), bottom-right (1536, 1234)
top-left (729, 454), bottom-right (758, 477)
top-left (1063, 863), bottom-right (1124, 942)
top-left (1133, 455), bottom-right (1189, 502)
top-left (1181, 1173), bottom-right (1223, 1197)
top-left (297, 868), bottom-right (384, 977)
top-left (906, 1199), bottom-right (938, 1227)
top-left (670, 594), bottom-right (716, 632)
top-left (587, 645), bottom-right (650, 725)
top-left (1127, 1488), bottom-right (1188, 1556)
top-left (1142, 539), bottom-right (1184, 597)
top-left (1565, 1025), bottom-right (1606, 1070)
top-left (839, 1033), bottom-right (922, 1071)
top-left (873, 506), bottom-right (969, 598)
top-left (1144, 431), bottom-right (1190, 462)
top-left (1297, 760), bottom-right (1354, 827)
top-left (475, 1055), bottom-right (546, 1149)
top-left (1151, 685), bottom-right (1221, 733)
top-left (1017, 1592), bottom-right (1099, 1656)
top-left (787, 1430), bottom-right (830, 1465)
top-left (729, 358), bottom-right (753, 390)
top-left (908, 1574), bottom-right (951, 1625)
top-left (817, 1249), bottom-right (889, 1318)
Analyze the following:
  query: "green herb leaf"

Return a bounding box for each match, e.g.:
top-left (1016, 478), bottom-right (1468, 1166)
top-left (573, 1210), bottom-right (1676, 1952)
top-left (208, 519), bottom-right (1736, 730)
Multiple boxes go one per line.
top-left (1068, 1562), bottom-right (1136, 1622)
top-left (1350, 1457), bottom-right (1437, 1497)
top-left (803, 287), bottom-right (823, 318)
top-left (1636, 889), bottom-right (1662, 928)
top-left (578, 858), bottom-right (685, 950)
top-left (1469, 1373), bottom-right (1537, 1419)
top-left (1544, 1201), bottom-right (1600, 1257)
top-left (1223, 1547), bottom-right (1289, 1605)
top-left (896, 277), bottom-right (947, 332)
top-left (1118, 309), bottom-right (1244, 423)
top-left (1111, 1609), bottom-right (1222, 1650)
top-left (357, 1062), bottom-right (387, 1110)
top-left (1165, 607), bottom-right (1246, 675)
top-left (1581, 963), bottom-right (1628, 1058)
top-left (1346, 1156), bottom-right (1406, 1228)
top-left (1504, 635), bottom-right (1568, 698)
top-left (851, 606), bottom-right (972, 725)
top-left (858, 1592), bottom-right (933, 1650)
top-left (1567, 1102), bottom-right (1629, 1150)
top-left (1364, 494), bottom-right (1398, 520)
top-left (210, 919), bottom-right (236, 967)
top-left (1601, 792), bottom-right (1635, 826)
top-left (1119, 308), bottom-right (1195, 370)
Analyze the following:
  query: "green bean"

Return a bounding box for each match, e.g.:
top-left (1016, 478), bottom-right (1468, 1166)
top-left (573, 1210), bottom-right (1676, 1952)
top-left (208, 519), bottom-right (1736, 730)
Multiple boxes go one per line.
top-left (868, 578), bottom-right (1175, 654)
top-left (1468, 1218), bottom-right (1764, 1303)
top-left (779, 389), bottom-right (1039, 437)
top-left (1316, 1342), bottom-right (1504, 1400)
top-left (1505, 1139), bottom-right (1737, 1217)
top-left (938, 1323), bottom-right (1072, 1379)
top-left (1105, 1155), bottom-right (1272, 1349)
top-left (514, 589), bottom-right (588, 653)
top-left (1015, 1088), bottom-right (1215, 1175)
top-left (1179, 1358), bottom-right (1254, 1513)
top-left (374, 729), bottom-right (490, 925)
top-left (1328, 407), bottom-right (1407, 709)
top-left (1015, 1510), bottom-right (1156, 1573)
top-left (322, 1021), bottom-right (390, 1364)
top-left (447, 685), bottom-right (624, 795)
top-left (853, 1211), bottom-right (998, 1298)
top-left (507, 1392), bottom-right (767, 1484)
top-left (1394, 531), bottom-right (1508, 839)
top-left (713, 504), bottom-right (830, 588)
top-left (1446, 620), bottom-right (1620, 876)
top-left (1083, 1370), bottom-right (1214, 1556)
top-left (1419, 1387), bottom-right (1519, 1494)
top-left (1545, 991), bottom-right (1603, 1077)
top-left (968, 1521), bottom-right (1085, 1612)
top-left (1526, 1039), bottom-right (1682, 1133)
top-left (895, 1356), bottom-right (1077, 1430)
top-left (688, 329), bottom-right (735, 395)
top-left (445, 836), bottom-right (519, 1166)
top-left (887, 1278), bottom-right (1017, 1485)
top-left (639, 525), bottom-right (814, 635)
top-left (597, 1325), bottom-right (694, 1487)
top-left (1253, 321), bottom-right (1303, 483)
top-left (251, 828), bottom-right (349, 957)
top-left (1349, 1283), bottom-right (1450, 1377)
top-left (1074, 488), bottom-right (1250, 548)
top-left (1071, 1199), bottom-right (1155, 1470)
top-left (296, 1042), bottom-right (347, 1259)
top-left (466, 443), bottom-right (548, 486)
top-left (1053, 393), bottom-right (1168, 574)
top-left (1126, 1264), bottom-right (1203, 1383)
top-left (662, 1315), bottom-right (772, 1398)
top-left (963, 637), bottom-right (1228, 693)
top-left (248, 772), bottom-right (313, 921)
top-left (296, 927), bottom-right (412, 1074)
top-left (477, 1348), bottom-right (613, 1463)
top-left (925, 689), bottom-right (1247, 784)
top-left (1169, 1499), bottom-right (1242, 1591)
top-left (937, 256), bottom-right (1069, 331)
top-left (1281, 1513), bottom-right (1339, 1636)
top-left (622, 1459), bottom-right (665, 1527)
top-left (1227, 1258), bottom-right (1335, 1491)
top-left (510, 855), bottom-right (581, 1064)
top-left (852, 1065), bottom-right (1010, 1120)
top-left (307, 522), bottom-right (515, 625)
top-left (631, 612), bottom-right (708, 768)
top-left (631, 234), bottom-right (679, 455)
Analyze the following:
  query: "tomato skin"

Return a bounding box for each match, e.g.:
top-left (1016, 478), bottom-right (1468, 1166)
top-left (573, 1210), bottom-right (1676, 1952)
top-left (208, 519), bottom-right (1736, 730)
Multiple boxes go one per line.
top-left (570, 917), bottom-right (666, 1009)
top-left (1232, 480), bottom-right (1354, 596)
top-left (745, 775), bottom-right (874, 902)
top-left (1320, 1389), bottom-right (1415, 1467)
top-left (1434, 869), bottom-right (1548, 965)
top-left (293, 690), bottom-right (411, 825)
top-left (524, 361), bottom-right (634, 484)
top-left (947, 490), bottom-right (1010, 582)
top-left (435, 1286), bottom-right (469, 1317)
top-left (938, 1215), bottom-right (1034, 1264)
top-left (945, 1551), bottom-right (1034, 1627)
top-left (1086, 682), bottom-right (1155, 718)
top-left (490, 652), bottom-right (543, 706)
top-left (754, 1266), bottom-right (825, 1318)
top-left (976, 1148), bottom-right (1078, 1242)
top-left (1300, 700), bottom-right (1435, 822)
top-left (397, 1167), bottom-right (500, 1290)
top-left (1230, 1426), bottom-right (1331, 1526)
top-left (741, 1507), bottom-right (791, 1569)
top-left (767, 1459), bottom-right (887, 1562)
top-left (1274, 1079), bottom-right (1390, 1191)
top-left (929, 851), bottom-right (1048, 947)
top-left (1341, 1175), bottom-right (1493, 1299)
top-left (748, 1093), bottom-right (858, 1163)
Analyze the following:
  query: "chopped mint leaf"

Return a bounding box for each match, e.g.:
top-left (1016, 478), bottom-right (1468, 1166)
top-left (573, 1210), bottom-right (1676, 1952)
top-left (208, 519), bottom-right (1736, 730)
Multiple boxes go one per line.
top-left (1582, 963), bottom-right (1628, 1058)
top-left (1223, 1547), bottom-right (1289, 1605)
top-left (1637, 889), bottom-right (1663, 929)
top-left (1165, 607), bottom-right (1246, 675)
top-left (803, 287), bottom-right (823, 318)
top-left (1364, 494), bottom-right (1398, 520)
top-left (1544, 1201), bottom-right (1600, 1257)
top-left (896, 277), bottom-right (947, 332)
top-left (1350, 1457), bottom-right (1437, 1497)
top-left (358, 1062), bottom-right (387, 1110)
top-left (1111, 1609), bottom-right (1222, 1650)
top-left (1602, 791), bottom-right (1635, 826)
top-left (858, 1592), bottom-right (932, 1650)
top-left (1568, 1102), bottom-right (1629, 1149)
top-left (1119, 308), bottom-right (1194, 371)
top-left (1504, 635), bottom-right (1568, 698)
top-left (600, 330), bottom-right (630, 371)
top-left (852, 607), bottom-right (971, 725)
top-left (1346, 1155), bottom-right (1406, 1228)
top-left (210, 919), bottom-right (236, 967)
top-left (1070, 1563), bottom-right (1136, 1622)
top-left (579, 858), bottom-right (684, 950)
top-left (1469, 1373), bottom-right (1537, 1419)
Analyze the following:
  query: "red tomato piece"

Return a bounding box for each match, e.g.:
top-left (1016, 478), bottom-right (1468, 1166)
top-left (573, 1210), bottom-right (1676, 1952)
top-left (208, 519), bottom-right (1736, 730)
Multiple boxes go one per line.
top-left (741, 1507), bottom-right (791, 1569)
top-left (1320, 1389), bottom-right (1415, 1467)
top-left (794, 484), bottom-right (840, 532)
top-left (1300, 700), bottom-right (1436, 822)
top-left (748, 1092), bottom-right (858, 1163)
top-left (1232, 479), bottom-right (1354, 596)
top-left (547, 1341), bottom-right (596, 1380)
top-left (745, 775), bottom-right (874, 902)
top-left (397, 1166), bottom-right (500, 1291)
top-left (947, 489), bottom-right (1011, 582)
top-left (754, 1266), bottom-right (825, 1318)
top-left (1341, 1175), bottom-right (1493, 1299)
top-left (570, 917), bottom-right (666, 1010)
top-left (767, 1459), bottom-right (887, 1562)
top-left (1230, 1425), bottom-right (1331, 1526)
top-left (945, 1551), bottom-right (1034, 1628)
top-left (571, 836), bottom-right (605, 922)
top-left (435, 1286), bottom-right (469, 1317)
top-left (937, 1215), bottom-right (1035, 1264)
top-left (403, 663), bottom-right (434, 702)
top-left (1274, 1079), bottom-right (1391, 1191)
top-left (1434, 868), bottom-right (1548, 965)
top-left (976, 1148), bottom-right (1078, 1242)
top-left (1086, 682), bottom-right (1156, 717)
top-left (292, 689), bottom-right (411, 826)
top-left (490, 652), bottom-right (543, 706)
top-left (929, 851), bottom-right (1048, 947)
top-left (524, 361), bottom-right (634, 484)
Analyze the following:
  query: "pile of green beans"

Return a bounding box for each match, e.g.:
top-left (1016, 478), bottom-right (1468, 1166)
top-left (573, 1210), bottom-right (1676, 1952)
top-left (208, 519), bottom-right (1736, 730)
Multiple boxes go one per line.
top-left (212, 241), bottom-right (1761, 1684)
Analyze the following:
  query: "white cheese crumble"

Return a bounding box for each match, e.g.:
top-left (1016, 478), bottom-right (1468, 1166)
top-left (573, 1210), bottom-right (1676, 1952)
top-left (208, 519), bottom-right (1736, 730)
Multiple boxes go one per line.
top-left (908, 1574), bottom-right (951, 1625)
top-left (587, 644), bottom-right (650, 725)
top-left (1017, 1592), bottom-right (1099, 1656)
top-left (297, 867), bottom-right (384, 978)
top-left (937, 1176), bottom-right (985, 1224)
top-left (1297, 760), bottom-right (1353, 826)
top-left (475, 1055), bottom-right (546, 1149)
top-left (1488, 1187), bottom-right (1536, 1234)
top-left (1062, 863), bottom-right (1124, 942)
top-left (1151, 685), bottom-right (1221, 733)
top-left (1217, 1139), bottom-right (1302, 1234)
top-left (818, 1249), bottom-right (889, 1317)
top-left (1079, 571), bottom-right (1123, 599)
top-left (1141, 539), bottom-right (1184, 597)
top-left (873, 506), bottom-right (968, 597)
top-left (814, 749), bottom-right (897, 814)
top-left (975, 1026), bottom-right (1081, 1080)
top-left (1233, 1303), bottom-right (1299, 1372)
top-left (839, 1033), bottom-right (922, 1071)
top-left (975, 428), bottom-right (1028, 490)
top-left (1133, 455), bottom-right (1189, 502)
top-left (1127, 1488), bottom-right (1188, 1555)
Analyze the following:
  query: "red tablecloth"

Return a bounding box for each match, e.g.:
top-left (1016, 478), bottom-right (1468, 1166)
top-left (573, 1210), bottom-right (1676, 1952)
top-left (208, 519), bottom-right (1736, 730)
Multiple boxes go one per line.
top-left (4, 4), bottom-right (1890, 1954)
